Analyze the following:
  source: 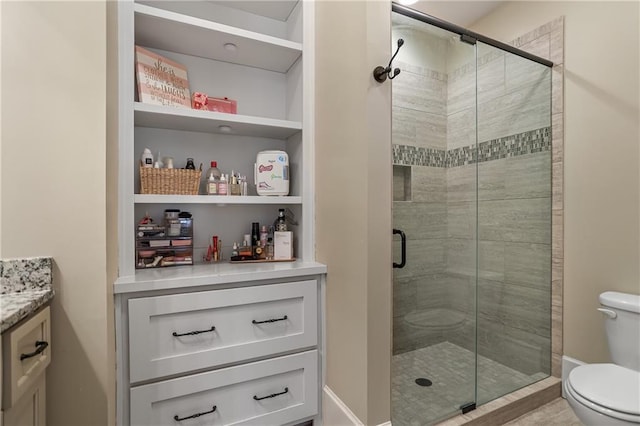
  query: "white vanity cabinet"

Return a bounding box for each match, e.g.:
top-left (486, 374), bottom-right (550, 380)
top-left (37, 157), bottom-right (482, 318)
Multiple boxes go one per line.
top-left (115, 271), bottom-right (324, 425)
top-left (1, 307), bottom-right (51, 426)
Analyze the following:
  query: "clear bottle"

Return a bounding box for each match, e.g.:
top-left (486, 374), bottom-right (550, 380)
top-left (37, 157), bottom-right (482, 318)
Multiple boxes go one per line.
top-left (205, 161), bottom-right (221, 195)
top-left (276, 208), bottom-right (287, 232)
top-left (218, 174), bottom-right (228, 195)
top-left (266, 237), bottom-right (274, 260)
top-left (260, 225), bottom-right (268, 247)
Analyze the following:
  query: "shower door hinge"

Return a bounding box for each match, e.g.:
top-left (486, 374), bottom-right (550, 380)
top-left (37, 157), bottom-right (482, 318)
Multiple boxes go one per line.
top-left (460, 34), bottom-right (477, 45)
top-left (460, 402), bottom-right (476, 414)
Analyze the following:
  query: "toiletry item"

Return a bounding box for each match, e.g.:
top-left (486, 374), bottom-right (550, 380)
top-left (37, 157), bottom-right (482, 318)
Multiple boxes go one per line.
top-left (230, 171), bottom-right (241, 196)
top-left (241, 176), bottom-right (248, 196)
top-left (141, 148), bottom-right (154, 168)
top-left (251, 222), bottom-right (260, 251)
top-left (255, 150), bottom-right (289, 196)
top-left (164, 157), bottom-right (174, 169)
top-left (212, 236), bottom-right (219, 261)
top-left (276, 208), bottom-right (287, 231)
top-left (185, 158), bottom-right (196, 169)
top-left (205, 161), bottom-right (221, 195)
top-left (274, 231), bottom-right (292, 260)
top-left (164, 209), bottom-right (181, 237)
top-left (266, 237), bottom-right (274, 260)
top-left (260, 225), bottom-right (268, 247)
top-left (240, 233), bottom-right (252, 257)
top-left (218, 174), bottom-right (228, 195)
top-left (232, 242), bottom-right (239, 257)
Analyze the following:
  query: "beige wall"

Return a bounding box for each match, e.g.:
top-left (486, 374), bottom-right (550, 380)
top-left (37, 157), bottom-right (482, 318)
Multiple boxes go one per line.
top-left (471, 1), bottom-right (640, 364)
top-left (315, 1), bottom-right (392, 424)
top-left (1, 2), bottom-right (115, 425)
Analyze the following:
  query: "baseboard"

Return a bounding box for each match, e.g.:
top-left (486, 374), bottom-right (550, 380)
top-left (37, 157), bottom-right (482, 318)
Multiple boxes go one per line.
top-left (322, 386), bottom-right (364, 426)
top-left (561, 356), bottom-right (585, 398)
top-left (322, 386), bottom-right (392, 426)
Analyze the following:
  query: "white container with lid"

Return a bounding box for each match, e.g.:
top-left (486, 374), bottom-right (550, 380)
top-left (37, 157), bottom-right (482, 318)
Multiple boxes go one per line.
top-left (255, 150), bottom-right (289, 196)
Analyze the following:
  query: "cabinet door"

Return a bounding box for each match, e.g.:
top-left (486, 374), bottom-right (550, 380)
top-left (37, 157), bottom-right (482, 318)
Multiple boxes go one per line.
top-left (3, 375), bottom-right (45, 426)
top-left (2, 307), bottom-right (51, 409)
top-left (128, 280), bottom-right (317, 382)
top-left (131, 350), bottom-right (317, 426)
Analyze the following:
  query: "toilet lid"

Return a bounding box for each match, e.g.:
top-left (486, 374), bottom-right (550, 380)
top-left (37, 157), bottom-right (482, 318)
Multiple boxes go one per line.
top-left (569, 363), bottom-right (640, 416)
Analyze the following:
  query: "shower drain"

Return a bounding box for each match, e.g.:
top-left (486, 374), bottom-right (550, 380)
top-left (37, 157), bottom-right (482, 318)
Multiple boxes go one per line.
top-left (415, 378), bottom-right (432, 387)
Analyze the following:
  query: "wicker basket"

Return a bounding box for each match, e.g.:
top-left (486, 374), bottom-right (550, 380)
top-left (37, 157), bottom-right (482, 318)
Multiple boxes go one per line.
top-left (139, 166), bottom-right (201, 195)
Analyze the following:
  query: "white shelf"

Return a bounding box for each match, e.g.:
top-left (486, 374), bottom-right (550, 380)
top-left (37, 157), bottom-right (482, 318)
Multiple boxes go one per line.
top-left (134, 102), bottom-right (302, 139)
top-left (210, 1), bottom-right (299, 22)
top-left (134, 3), bottom-right (302, 73)
top-left (134, 194), bottom-right (302, 205)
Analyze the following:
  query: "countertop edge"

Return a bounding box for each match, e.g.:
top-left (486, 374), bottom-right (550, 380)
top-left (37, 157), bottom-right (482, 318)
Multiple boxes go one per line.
top-left (0, 289), bottom-right (55, 333)
top-left (114, 261), bottom-right (327, 294)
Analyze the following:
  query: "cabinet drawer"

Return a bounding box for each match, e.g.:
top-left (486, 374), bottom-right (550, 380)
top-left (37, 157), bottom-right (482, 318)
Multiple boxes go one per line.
top-left (130, 350), bottom-right (318, 426)
top-left (128, 280), bottom-right (317, 382)
top-left (2, 306), bottom-right (51, 409)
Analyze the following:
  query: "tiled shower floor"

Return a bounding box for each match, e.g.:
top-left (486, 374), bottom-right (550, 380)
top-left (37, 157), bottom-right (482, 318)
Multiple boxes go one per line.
top-left (392, 341), bottom-right (547, 426)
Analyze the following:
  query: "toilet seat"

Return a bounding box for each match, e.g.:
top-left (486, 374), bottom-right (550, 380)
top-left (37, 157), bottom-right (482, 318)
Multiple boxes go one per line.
top-left (567, 364), bottom-right (640, 422)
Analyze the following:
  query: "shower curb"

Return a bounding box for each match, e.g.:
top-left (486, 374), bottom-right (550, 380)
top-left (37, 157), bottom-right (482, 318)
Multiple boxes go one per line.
top-left (434, 377), bottom-right (561, 426)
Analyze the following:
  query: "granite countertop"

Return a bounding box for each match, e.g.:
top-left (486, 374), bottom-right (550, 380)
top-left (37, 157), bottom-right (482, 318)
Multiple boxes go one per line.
top-left (0, 257), bottom-right (54, 333)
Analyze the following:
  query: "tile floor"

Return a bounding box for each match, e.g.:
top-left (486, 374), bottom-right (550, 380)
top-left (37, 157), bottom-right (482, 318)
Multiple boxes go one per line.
top-left (392, 342), bottom-right (547, 425)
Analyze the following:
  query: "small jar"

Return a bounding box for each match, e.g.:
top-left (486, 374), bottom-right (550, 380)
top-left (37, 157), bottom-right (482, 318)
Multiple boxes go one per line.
top-left (164, 209), bottom-right (181, 237)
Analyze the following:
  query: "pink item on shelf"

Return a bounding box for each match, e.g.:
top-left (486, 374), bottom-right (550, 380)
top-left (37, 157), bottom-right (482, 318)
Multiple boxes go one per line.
top-left (206, 97), bottom-right (237, 114)
top-left (192, 92), bottom-right (208, 110)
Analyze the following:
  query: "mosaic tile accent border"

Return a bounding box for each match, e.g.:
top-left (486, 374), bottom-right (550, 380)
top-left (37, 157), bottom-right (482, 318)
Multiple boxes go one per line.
top-left (393, 127), bottom-right (551, 168)
top-left (392, 144), bottom-right (447, 167)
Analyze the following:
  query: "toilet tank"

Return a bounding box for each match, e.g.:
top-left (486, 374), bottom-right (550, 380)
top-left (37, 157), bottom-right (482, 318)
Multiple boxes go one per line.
top-left (599, 291), bottom-right (640, 371)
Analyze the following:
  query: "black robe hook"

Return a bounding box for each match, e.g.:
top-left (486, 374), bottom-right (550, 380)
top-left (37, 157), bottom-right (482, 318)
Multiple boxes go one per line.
top-left (373, 38), bottom-right (404, 83)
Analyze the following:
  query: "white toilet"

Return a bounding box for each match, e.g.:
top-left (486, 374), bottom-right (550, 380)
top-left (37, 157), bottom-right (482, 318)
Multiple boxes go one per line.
top-left (564, 291), bottom-right (640, 425)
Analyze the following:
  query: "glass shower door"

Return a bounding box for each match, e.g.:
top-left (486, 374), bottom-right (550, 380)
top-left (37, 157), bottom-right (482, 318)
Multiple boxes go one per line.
top-left (475, 41), bottom-right (552, 404)
top-left (391, 11), bottom-right (478, 424)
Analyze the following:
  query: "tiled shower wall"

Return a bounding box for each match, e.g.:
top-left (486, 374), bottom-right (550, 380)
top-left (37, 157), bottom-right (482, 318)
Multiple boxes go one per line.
top-left (392, 28), bottom-right (450, 354)
top-left (392, 19), bottom-right (562, 381)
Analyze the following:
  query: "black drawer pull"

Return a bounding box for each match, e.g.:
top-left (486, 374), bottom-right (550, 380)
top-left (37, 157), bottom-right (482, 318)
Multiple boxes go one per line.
top-left (20, 341), bottom-right (48, 361)
top-left (173, 405), bottom-right (216, 422)
top-left (172, 326), bottom-right (216, 337)
top-left (253, 387), bottom-right (289, 401)
top-left (252, 315), bottom-right (288, 325)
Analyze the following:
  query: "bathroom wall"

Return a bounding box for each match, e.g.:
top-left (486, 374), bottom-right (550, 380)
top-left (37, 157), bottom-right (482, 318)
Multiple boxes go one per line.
top-left (0, 1), bottom-right (115, 425)
top-left (316, 1), bottom-right (392, 424)
top-left (470, 1), bottom-right (640, 365)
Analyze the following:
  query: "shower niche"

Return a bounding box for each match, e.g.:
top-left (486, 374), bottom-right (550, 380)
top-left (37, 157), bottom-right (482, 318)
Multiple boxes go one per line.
top-left (391, 4), bottom-right (552, 425)
top-left (393, 165), bottom-right (412, 202)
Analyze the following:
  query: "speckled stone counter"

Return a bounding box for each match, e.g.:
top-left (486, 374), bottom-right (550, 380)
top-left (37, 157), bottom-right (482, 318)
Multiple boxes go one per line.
top-left (0, 257), bottom-right (54, 333)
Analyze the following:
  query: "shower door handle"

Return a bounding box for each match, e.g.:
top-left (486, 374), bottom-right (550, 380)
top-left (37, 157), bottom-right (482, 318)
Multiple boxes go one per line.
top-left (393, 228), bottom-right (406, 268)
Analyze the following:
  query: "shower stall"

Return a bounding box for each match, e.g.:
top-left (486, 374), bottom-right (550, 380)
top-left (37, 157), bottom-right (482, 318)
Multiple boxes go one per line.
top-left (391, 4), bottom-right (552, 424)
